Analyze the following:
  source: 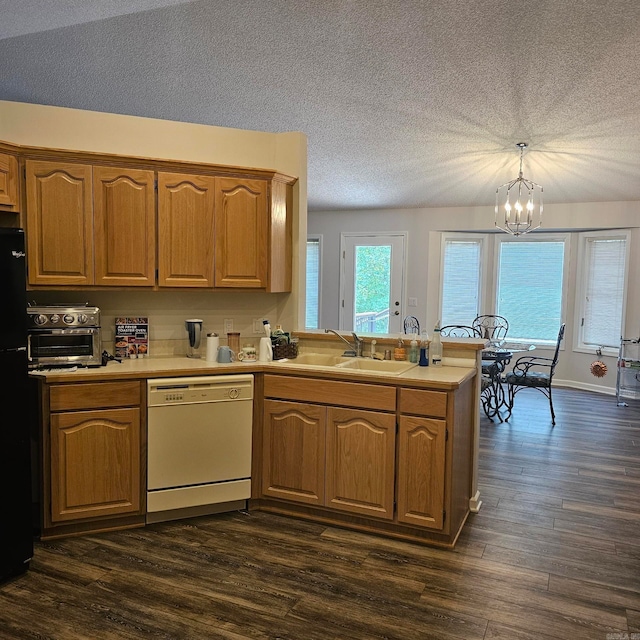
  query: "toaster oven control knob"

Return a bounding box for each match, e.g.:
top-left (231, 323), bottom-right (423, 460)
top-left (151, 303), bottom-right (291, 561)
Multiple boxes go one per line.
top-left (77, 314), bottom-right (89, 324)
top-left (63, 314), bottom-right (75, 324)
top-left (33, 314), bottom-right (47, 326)
top-left (50, 314), bottom-right (60, 324)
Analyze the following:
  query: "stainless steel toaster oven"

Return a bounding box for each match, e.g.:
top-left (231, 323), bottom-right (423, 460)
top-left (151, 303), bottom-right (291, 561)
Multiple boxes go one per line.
top-left (27, 304), bottom-right (102, 369)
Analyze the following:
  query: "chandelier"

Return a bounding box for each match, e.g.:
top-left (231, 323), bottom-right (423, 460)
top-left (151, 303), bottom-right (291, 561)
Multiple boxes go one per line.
top-left (494, 142), bottom-right (543, 236)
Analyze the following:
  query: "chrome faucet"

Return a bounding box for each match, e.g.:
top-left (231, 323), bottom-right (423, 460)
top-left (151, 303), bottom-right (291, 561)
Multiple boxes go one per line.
top-left (324, 329), bottom-right (363, 357)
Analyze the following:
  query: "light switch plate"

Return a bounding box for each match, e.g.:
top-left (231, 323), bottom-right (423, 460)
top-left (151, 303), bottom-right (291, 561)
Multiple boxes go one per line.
top-left (408, 297), bottom-right (418, 307)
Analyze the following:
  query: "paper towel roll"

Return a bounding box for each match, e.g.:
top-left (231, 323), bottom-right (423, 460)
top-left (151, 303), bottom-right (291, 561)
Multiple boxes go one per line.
top-left (259, 337), bottom-right (273, 362)
top-left (205, 334), bottom-right (220, 362)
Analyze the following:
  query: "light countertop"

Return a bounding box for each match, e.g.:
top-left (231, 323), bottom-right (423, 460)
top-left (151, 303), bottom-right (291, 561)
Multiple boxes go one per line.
top-left (30, 355), bottom-right (477, 390)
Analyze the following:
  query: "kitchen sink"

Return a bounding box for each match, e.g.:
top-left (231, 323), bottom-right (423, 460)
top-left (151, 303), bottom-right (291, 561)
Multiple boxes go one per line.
top-left (277, 353), bottom-right (417, 376)
top-left (288, 353), bottom-right (351, 366)
top-left (334, 358), bottom-right (417, 374)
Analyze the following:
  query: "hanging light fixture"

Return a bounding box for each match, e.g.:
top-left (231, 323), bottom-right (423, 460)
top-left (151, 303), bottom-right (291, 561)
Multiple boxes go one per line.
top-left (495, 142), bottom-right (543, 236)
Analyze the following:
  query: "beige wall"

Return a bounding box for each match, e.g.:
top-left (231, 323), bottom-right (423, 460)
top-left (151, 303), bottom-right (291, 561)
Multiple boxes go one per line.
top-left (0, 100), bottom-right (307, 353)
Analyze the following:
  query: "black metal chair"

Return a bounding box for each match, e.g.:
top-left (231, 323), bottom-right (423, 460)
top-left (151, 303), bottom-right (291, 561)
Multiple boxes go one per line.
top-left (504, 323), bottom-right (566, 426)
top-left (440, 324), bottom-right (477, 338)
top-left (403, 315), bottom-right (420, 335)
top-left (440, 325), bottom-right (501, 421)
top-left (472, 315), bottom-right (509, 345)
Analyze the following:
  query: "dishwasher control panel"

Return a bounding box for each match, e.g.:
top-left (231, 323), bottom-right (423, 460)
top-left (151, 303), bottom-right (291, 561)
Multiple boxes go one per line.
top-left (147, 374), bottom-right (254, 406)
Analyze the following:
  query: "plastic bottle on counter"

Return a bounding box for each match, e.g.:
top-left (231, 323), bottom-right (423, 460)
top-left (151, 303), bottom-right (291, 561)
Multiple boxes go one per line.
top-left (419, 331), bottom-right (429, 366)
top-left (431, 322), bottom-right (442, 367)
top-left (409, 337), bottom-right (419, 363)
top-left (394, 335), bottom-right (406, 361)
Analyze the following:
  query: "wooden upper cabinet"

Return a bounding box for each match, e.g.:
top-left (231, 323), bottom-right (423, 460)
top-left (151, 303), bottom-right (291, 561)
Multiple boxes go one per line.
top-left (26, 160), bottom-right (94, 286)
top-left (157, 172), bottom-right (216, 288)
top-left (214, 177), bottom-right (268, 288)
top-left (0, 153), bottom-right (19, 211)
top-left (93, 167), bottom-right (156, 287)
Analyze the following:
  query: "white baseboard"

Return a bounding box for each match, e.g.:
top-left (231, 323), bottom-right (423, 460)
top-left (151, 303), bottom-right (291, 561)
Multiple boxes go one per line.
top-left (553, 378), bottom-right (616, 396)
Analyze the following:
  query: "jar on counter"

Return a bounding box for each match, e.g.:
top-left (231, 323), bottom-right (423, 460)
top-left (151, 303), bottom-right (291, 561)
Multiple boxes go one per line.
top-left (227, 332), bottom-right (241, 355)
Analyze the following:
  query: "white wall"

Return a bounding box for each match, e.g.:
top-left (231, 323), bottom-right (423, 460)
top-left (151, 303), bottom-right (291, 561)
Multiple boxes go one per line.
top-left (309, 201), bottom-right (640, 393)
top-left (0, 100), bottom-right (308, 351)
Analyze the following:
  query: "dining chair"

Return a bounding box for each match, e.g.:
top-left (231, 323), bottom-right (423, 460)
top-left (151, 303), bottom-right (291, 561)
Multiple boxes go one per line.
top-left (440, 324), bottom-right (477, 338)
top-left (439, 324), bottom-right (501, 421)
top-left (472, 315), bottom-right (509, 344)
top-left (403, 315), bottom-right (420, 335)
top-left (504, 323), bottom-right (566, 426)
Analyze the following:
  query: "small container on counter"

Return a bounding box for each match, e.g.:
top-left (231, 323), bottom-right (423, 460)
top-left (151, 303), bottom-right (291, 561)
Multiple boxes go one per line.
top-left (227, 332), bottom-right (240, 354)
top-left (205, 333), bottom-right (220, 362)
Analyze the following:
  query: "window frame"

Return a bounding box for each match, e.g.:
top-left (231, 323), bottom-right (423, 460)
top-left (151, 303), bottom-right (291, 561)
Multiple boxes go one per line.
top-left (439, 233), bottom-right (486, 327)
top-left (491, 233), bottom-right (571, 348)
top-left (305, 235), bottom-right (323, 330)
top-left (574, 229), bottom-right (630, 356)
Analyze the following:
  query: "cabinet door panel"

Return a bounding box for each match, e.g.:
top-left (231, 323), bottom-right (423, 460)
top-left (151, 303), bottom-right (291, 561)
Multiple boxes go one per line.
top-left (263, 400), bottom-right (325, 505)
top-left (26, 160), bottom-right (93, 285)
top-left (50, 407), bottom-right (141, 522)
top-left (0, 153), bottom-right (19, 210)
top-left (397, 416), bottom-right (446, 529)
top-left (157, 172), bottom-right (215, 287)
top-left (94, 167), bottom-right (156, 286)
top-left (326, 407), bottom-right (395, 520)
top-left (215, 177), bottom-right (267, 288)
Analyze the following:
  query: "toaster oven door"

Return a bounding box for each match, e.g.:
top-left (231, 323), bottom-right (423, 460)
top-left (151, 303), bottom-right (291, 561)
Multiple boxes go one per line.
top-left (27, 328), bottom-right (101, 368)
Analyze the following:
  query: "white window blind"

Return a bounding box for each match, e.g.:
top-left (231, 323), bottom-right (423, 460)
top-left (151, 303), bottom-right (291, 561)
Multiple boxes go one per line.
top-left (305, 238), bottom-right (320, 329)
top-left (581, 236), bottom-right (627, 349)
top-left (441, 238), bottom-right (482, 326)
top-left (496, 239), bottom-right (566, 343)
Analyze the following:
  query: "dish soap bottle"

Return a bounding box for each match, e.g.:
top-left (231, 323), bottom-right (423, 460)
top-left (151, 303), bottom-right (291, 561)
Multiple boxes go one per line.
top-left (394, 335), bottom-right (406, 361)
top-left (431, 322), bottom-right (442, 367)
top-left (419, 331), bottom-right (430, 366)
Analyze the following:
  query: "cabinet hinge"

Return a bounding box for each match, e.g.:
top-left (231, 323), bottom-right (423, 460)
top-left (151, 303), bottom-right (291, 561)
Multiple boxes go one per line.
top-left (154, 179), bottom-right (158, 191)
top-left (445, 428), bottom-right (449, 441)
top-left (443, 509), bottom-right (446, 522)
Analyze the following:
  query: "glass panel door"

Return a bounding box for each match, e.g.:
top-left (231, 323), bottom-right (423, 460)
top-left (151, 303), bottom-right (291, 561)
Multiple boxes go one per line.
top-left (341, 234), bottom-right (406, 334)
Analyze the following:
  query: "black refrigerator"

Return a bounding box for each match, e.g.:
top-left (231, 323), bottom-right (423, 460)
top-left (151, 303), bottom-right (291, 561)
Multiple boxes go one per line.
top-left (0, 228), bottom-right (33, 582)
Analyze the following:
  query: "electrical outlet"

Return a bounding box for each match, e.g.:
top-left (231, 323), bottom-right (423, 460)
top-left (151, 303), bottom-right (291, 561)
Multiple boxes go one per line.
top-left (223, 318), bottom-right (234, 333)
top-left (253, 318), bottom-right (265, 334)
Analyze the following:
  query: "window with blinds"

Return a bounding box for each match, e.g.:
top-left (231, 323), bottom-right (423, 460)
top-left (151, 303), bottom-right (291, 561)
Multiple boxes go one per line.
top-left (496, 237), bottom-right (567, 344)
top-left (578, 232), bottom-right (629, 350)
top-left (306, 237), bottom-right (321, 329)
top-left (441, 236), bottom-right (483, 326)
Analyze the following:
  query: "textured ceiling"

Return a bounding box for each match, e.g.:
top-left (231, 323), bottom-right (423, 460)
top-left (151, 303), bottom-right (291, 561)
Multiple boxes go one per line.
top-left (1, 0), bottom-right (640, 212)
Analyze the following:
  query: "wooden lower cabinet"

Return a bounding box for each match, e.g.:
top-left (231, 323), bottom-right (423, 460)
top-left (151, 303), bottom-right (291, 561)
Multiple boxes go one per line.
top-left (262, 399), bottom-right (325, 505)
top-left (50, 407), bottom-right (141, 522)
top-left (325, 407), bottom-right (396, 520)
top-left (42, 380), bottom-right (145, 537)
top-left (396, 416), bottom-right (446, 529)
top-left (259, 373), bottom-right (474, 547)
top-left (262, 399), bottom-right (396, 520)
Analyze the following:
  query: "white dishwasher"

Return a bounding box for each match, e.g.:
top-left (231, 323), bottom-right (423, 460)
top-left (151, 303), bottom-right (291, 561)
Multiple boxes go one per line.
top-left (146, 374), bottom-right (253, 523)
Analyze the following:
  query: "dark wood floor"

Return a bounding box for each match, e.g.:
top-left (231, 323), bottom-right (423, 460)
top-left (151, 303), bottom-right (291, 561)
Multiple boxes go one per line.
top-left (2, 387), bottom-right (639, 639)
